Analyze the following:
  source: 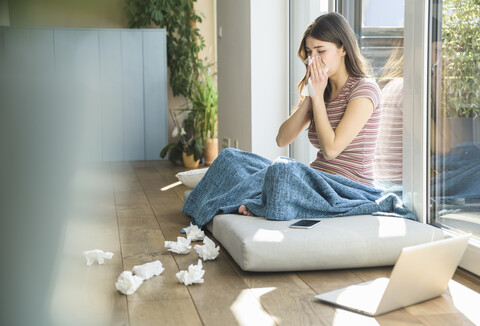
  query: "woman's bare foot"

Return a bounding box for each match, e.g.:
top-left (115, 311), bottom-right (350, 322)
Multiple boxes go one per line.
top-left (238, 205), bottom-right (254, 216)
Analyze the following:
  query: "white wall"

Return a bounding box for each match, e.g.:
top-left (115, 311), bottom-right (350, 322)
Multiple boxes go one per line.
top-left (217, 0), bottom-right (289, 161)
top-left (217, 0), bottom-right (252, 154)
top-left (289, 0), bottom-right (329, 165)
top-left (250, 0), bottom-right (289, 160)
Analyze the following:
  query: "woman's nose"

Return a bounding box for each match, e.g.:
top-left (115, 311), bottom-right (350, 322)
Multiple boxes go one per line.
top-left (305, 55), bottom-right (319, 65)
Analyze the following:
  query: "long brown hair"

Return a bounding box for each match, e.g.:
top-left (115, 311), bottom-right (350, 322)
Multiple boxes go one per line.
top-left (297, 12), bottom-right (371, 101)
top-left (377, 39), bottom-right (404, 89)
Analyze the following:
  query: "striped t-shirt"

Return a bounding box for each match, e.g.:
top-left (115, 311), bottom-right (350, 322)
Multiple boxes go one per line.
top-left (308, 76), bottom-right (381, 185)
top-left (374, 78), bottom-right (403, 184)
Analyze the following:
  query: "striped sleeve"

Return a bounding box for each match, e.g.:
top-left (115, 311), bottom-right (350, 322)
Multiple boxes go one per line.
top-left (348, 78), bottom-right (381, 111)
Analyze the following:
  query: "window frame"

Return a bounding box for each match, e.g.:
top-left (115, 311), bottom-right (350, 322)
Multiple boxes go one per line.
top-left (403, 0), bottom-right (430, 223)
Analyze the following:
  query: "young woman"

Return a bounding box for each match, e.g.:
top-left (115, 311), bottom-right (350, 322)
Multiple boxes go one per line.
top-left (277, 12), bottom-right (380, 185)
top-left (183, 13), bottom-right (413, 226)
top-left (238, 13), bottom-right (381, 216)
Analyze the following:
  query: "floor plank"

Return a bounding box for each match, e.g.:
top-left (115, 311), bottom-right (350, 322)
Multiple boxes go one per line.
top-left (49, 161), bottom-right (480, 326)
top-left (232, 271), bottom-right (330, 326)
top-left (297, 269), bottom-right (416, 326)
top-left (212, 238), bottom-right (329, 326)
top-left (145, 161), bottom-right (480, 326)
top-left (128, 299), bottom-right (202, 326)
top-left (134, 163), bottom-right (277, 326)
top-left (111, 162), bottom-right (201, 325)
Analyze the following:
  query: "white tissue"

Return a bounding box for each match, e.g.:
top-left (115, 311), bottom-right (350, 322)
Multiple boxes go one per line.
top-left (83, 249), bottom-right (114, 266)
top-left (132, 260), bottom-right (165, 280)
top-left (165, 237), bottom-right (191, 254)
top-left (301, 56), bottom-right (329, 97)
top-left (301, 78), bottom-right (316, 97)
top-left (115, 271), bottom-right (144, 295)
top-left (176, 259), bottom-right (205, 286)
top-left (184, 223), bottom-right (205, 241)
top-left (194, 236), bottom-right (220, 261)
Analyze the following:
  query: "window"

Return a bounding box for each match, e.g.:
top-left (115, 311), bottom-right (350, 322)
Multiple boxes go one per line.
top-left (288, 0), bottom-right (480, 275)
top-left (429, 0), bottom-right (480, 241)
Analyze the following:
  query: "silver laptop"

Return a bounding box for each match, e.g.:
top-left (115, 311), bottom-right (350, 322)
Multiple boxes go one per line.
top-left (314, 234), bottom-right (471, 316)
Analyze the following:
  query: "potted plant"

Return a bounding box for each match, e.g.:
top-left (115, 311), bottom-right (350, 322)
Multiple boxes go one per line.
top-left (125, 0), bottom-right (220, 161)
top-left (189, 69), bottom-right (218, 165)
top-left (160, 108), bottom-right (204, 168)
top-left (124, 0), bottom-right (205, 97)
top-left (441, 0), bottom-right (480, 146)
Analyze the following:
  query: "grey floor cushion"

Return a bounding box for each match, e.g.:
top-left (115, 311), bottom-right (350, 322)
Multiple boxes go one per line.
top-left (206, 214), bottom-right (445, 272)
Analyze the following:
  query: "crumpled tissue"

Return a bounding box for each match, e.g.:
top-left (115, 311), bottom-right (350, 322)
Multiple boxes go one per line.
top-left (165, 237), bottom-right (191, 254)
top-left (194, 236), bottom-right (220, 261)
top-left (83, 249), bottom-right (114, 266)
top-left (132, 260), bottom-right (165, 280)
top-left (115, 271), bottom-right (144, 295)
top-left (183, 223), bottom-right (205, 241)
top-left (301, 56), bottom-right (329, 97)
top-left (176, 259), bottom-right (205, 286)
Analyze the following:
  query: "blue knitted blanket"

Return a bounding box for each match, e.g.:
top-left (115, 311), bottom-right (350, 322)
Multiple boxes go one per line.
top-left (183, 148), bottom-right (417, 227)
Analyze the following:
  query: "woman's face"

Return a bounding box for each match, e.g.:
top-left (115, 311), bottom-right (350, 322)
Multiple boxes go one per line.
top-left (305, 36), bottom-right (345, 76)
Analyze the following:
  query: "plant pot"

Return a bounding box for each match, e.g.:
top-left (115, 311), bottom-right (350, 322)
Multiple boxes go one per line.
top-left (182, 152), bottom-right (200, 169)
top-left (447, 117), bottom-right (474, 147)
top-left (203, 138), bottom-right (218, 166)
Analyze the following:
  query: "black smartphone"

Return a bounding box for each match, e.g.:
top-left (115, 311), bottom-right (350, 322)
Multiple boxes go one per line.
top-left (289, 219), bottom-right (322, 229)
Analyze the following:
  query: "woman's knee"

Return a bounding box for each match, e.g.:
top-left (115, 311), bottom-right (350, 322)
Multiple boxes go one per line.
top-left (214, 147), bottom-right (240, 164)
top-left (267, 158), bottom-right (295, 176)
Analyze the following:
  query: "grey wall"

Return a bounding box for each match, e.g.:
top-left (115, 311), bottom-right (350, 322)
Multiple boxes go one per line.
top-left (0, 27), bottom-right (168, 162)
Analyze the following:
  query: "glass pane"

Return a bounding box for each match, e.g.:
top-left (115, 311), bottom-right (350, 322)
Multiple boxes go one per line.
top-left (358, 0), bottom-right (405, 196)
top-left (430, 0), bottom-right (480, 237)
top-left (362, 0), bottom-right (404, 28)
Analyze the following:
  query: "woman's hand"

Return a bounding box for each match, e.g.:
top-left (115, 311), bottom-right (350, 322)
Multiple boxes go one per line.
top-left (276, 96), bottom-right (313, 147)
top-left (309, 56), bottom-right (328, 97)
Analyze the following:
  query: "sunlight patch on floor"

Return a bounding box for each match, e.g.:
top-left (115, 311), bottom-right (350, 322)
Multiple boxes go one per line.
top-left (250, 286), bottom-right (277, 297)
top-left (160, 181), bottom-right (182, 191)
top-left (332, 309), bottom-right (380, 326)
top-left (448, 279), bottom-right (480, 325)
top-left (230, 288), bottom-right (279, 326)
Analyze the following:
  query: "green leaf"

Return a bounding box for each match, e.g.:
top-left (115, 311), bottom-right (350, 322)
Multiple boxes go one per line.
top-left (124, 0), bottom-right (212, 101)
top-left (160, 142), bottom-right (176, 158)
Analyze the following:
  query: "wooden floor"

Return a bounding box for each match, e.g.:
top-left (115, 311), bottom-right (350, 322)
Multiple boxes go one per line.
top-left (49, 161), bottom-right (480, 326)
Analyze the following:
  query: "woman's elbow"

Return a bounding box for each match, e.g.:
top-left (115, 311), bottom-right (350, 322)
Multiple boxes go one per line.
top-left (276, 126), bottom-right (291, 147)
top-left (276, 135), bottom-right (287, 148)
top-left (322, 148), bottom-right (340, 161)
